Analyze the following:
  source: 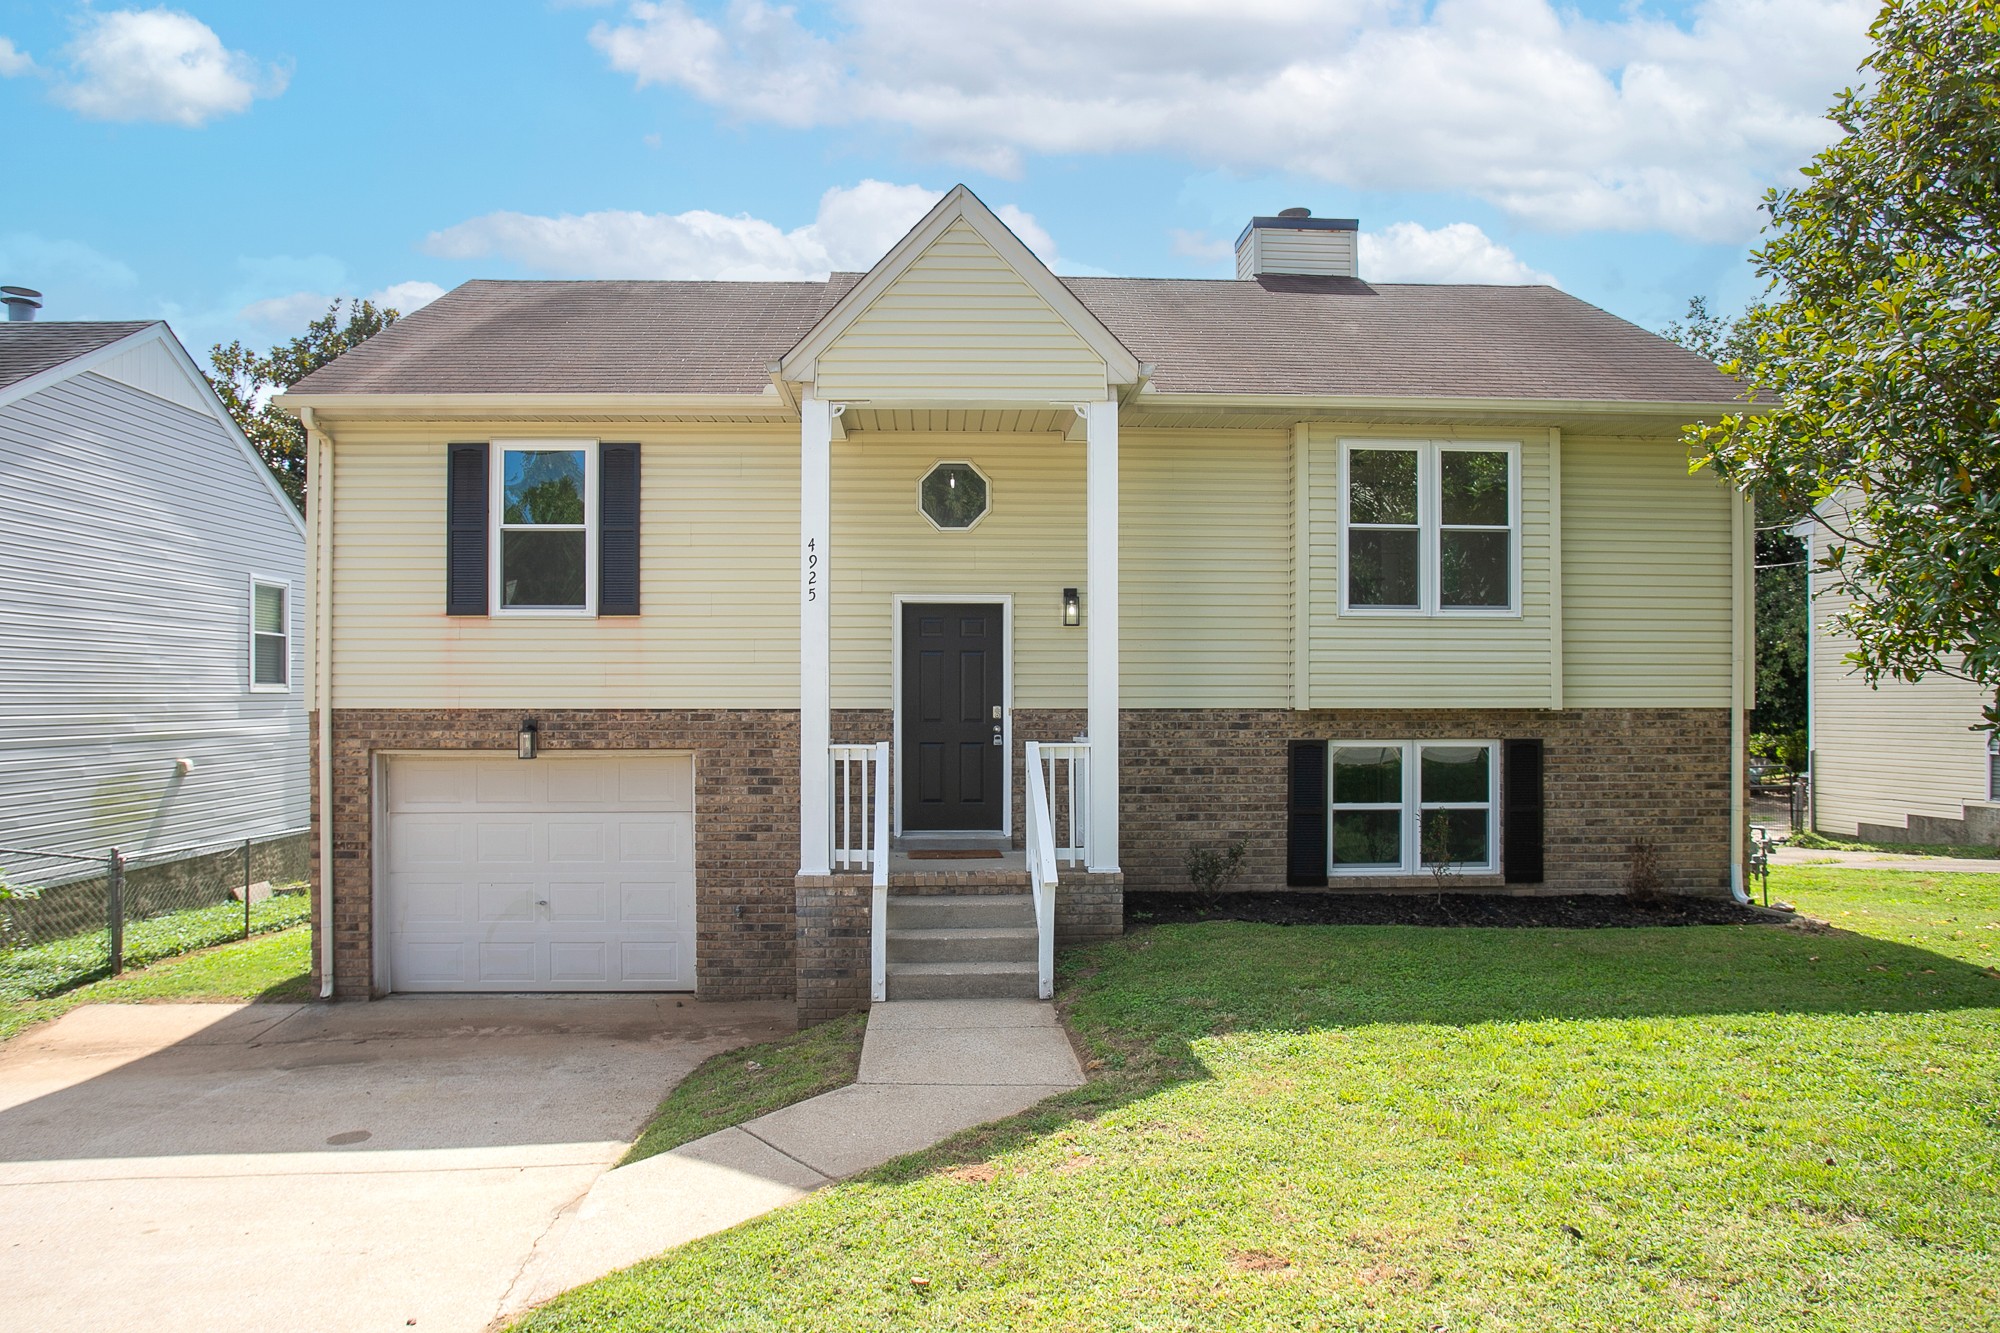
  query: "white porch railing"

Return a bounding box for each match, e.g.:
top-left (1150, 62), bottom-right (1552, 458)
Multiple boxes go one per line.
top-left (829, 742), bottom-right (889, 873)
top-left (830, 742), bottom-right (893, 1002)
top-left (1023, 741), bottom-right (1060, 1000)
top-left (1033, 741), bottom-right (1091, 867)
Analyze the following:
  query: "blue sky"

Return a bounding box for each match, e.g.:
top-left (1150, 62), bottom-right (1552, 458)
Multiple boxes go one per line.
top-left (0, 1), bottom-right (1876, 357)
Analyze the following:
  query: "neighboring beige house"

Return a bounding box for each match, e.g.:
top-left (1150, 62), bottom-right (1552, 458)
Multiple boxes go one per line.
top-left (1805, 518), bottom-right (1998, 845)
top-left (279, 187), bottom-right (1750, 1020)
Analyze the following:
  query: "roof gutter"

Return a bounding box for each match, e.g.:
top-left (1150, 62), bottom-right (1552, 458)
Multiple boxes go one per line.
top-left (1132, 391), bottom-right (1761, 420)
top-left (302, 406), bottom-right (337, 1000)
top-left (274, 390), bottom-right (792, 421)
top-left (1729, 487), bottom-right (1753, 906)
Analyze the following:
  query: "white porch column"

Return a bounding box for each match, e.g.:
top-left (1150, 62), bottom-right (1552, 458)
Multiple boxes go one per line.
top-left (799, 394), bottom-right (834, 876)
top-left (1083, 398), bottom-right (1121, 874)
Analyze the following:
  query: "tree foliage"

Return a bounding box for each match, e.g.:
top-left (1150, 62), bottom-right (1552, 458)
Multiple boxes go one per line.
top-left (1665, 298), bottom-right (1808, 734)
top-left (1687, 0), bottom-right (2000, 720)
top-left (207, 299), bottom-right (399, 509)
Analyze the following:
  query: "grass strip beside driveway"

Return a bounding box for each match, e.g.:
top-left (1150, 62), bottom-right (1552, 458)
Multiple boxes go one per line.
top-left (621, 1013), bottom-right (867, 1167)
top-left (516, 867), bottom-right (2000, 1333)
top-left (0, 925), bottom-right (310, 1044)
top-left (0, 891), bottom-right (310, 1001)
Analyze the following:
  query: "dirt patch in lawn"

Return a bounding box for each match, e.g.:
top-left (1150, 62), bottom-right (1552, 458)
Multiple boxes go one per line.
top-left (1125, 891), bottom-right (1778, 929)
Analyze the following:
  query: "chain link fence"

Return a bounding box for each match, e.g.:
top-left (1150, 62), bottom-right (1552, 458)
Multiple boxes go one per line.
top-left (0, 830), bottom-right (309, 989)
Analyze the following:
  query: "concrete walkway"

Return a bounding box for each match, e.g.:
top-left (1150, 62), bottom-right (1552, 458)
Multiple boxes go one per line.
top-left (1771, 845), bottom-right (2000, 874)
top-left (502, 998), bottom-right (1084, 1317)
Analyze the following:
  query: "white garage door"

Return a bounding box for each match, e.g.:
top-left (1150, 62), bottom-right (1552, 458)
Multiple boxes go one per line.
top-left (383, 754), bottom-right (695, 992)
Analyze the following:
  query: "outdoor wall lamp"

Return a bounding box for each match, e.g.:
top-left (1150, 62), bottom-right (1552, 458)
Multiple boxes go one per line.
top-left (518, 717), bottom-right (539, 760)
top-left (1062, 588), bottom-right (1080, 627)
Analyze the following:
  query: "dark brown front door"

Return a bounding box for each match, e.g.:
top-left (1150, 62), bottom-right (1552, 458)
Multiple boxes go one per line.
top-left (902, 603), bottom-right (1004, 831)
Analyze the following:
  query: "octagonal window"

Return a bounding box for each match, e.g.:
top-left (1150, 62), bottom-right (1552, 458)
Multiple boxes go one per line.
top-left (919, 461), bottom-right (990, 531)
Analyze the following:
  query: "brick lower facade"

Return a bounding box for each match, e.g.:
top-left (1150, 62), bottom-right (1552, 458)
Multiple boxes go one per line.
top-left (1122, 707), bottom-right (1734, 897)
top-left (312, 708), bottom-right (798, 1000)
top-left (312, 704), bottom-right (1733, 1007)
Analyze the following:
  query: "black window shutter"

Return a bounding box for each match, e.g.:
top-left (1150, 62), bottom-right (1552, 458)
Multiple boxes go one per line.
top-left (1286, 741), bottom-right (1329, 887)
top-left (598, 443), bottom-right (641, 616)
top-left (445, 444), bottom-right (488, 616)
top-left (1503, 738), bottom-right (1545, 884)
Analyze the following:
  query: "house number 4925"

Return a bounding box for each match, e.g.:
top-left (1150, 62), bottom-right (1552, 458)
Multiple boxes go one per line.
top-left (803, 537), bottom-right (819, 602)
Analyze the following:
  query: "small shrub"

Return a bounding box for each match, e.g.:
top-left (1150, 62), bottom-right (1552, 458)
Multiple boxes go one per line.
top-left (1184, 840), bottom-right (1249, 900)
top-left (1421, 817), bottom-right (1461, 893)
top-left (1627, 838), bottom-right (1665, 902)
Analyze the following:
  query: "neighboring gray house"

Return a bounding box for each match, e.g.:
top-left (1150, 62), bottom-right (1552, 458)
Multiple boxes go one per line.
top-left (0, 319), bottom-right (309, 902)
top-left (1805, 513), bottom-right (1999, 846)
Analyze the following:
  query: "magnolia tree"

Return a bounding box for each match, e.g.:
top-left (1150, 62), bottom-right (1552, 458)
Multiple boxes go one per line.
top-left (1689, 0), bottom-right (2000, 723)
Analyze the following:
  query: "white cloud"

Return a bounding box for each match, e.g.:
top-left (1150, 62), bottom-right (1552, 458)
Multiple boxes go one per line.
top-left (237, 291), bottom-right (328, 330)
top-left (425, 179), bottom-right (1062, 280)
top-left (371, 280), bottom-right (447, 314)
top-left (586, 0), bottom-right (1872, 243)
top-left (1359, 221), bottom-right (1556, 286)
top-left (0, 36), bottom-right (36, 77)
top-left (0, 232), bottom-right (140, 293)
top-left (1169, 229), bottom-right (1233, 263)
top-left (54, 8), bottom-right (287, 127)
top-left (238, 281), bottom-right (445, 331)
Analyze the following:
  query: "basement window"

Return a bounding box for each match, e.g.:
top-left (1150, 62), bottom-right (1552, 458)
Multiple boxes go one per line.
top-left (1329, 740), bottom-right (1497, 875)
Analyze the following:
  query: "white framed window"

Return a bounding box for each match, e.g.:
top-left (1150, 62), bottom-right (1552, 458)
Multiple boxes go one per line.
top-left (249, 578), bottom-right (289, 690)
top-left (492, 440), bottom-right (597, 615)
top-left (1328, 740), bottom-right (1498, 875)
top-left (1340, 439), bottom-right (1521, 615)
top-left (917, 460), bottom-right (992, 531)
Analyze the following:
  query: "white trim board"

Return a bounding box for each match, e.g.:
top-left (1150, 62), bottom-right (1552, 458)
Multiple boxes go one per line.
top-left (890, 593), bottom-right (1015, 840)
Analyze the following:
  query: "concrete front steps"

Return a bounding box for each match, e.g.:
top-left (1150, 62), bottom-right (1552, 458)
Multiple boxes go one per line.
top-left (885, 890), bottom-right (1040, 1000)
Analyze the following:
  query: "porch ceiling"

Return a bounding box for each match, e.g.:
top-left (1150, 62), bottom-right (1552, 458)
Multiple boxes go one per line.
top-left (841, 408), bottom-right (1073, 435)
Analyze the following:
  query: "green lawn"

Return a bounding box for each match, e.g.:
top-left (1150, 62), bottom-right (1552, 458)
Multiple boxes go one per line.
top-left (622, 1012), bottom-right (867, 1166)
top-left (517, 867), bottom-right (2000, 1332)
top-left (0, 890), bottom-right (311, 1001)
top-left (0, 925), bottom-right (310, 1044)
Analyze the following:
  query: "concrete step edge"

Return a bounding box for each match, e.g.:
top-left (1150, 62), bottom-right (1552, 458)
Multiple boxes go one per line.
top-left (885, 926), bottom-right (1039, 940)
top-left (886, 960), bottom-right (1039, 977)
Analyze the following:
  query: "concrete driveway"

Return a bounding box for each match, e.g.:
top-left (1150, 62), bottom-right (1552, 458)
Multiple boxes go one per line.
top-left (0, 996), bottom-right (792, 1333)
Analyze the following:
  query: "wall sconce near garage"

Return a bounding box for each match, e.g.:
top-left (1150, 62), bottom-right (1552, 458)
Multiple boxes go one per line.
top-left (1062, 588), bottom-right (1080, 627)
top-left (518, 717), bottom-right (539, 760)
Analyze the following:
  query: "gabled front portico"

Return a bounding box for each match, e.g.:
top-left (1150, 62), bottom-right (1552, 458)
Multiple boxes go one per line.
top-left (781, 187), bottom-right (1142, 883)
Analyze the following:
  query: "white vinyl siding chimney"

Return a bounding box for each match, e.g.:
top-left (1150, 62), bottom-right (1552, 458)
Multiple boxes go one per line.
top-left (1236, 212), bottom-right (1360, 279)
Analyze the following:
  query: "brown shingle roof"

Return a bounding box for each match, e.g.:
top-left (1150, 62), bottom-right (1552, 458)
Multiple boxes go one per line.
top-left (1065, 276), bottom-right (1738, 402)
top-left (289, 274), bottom-right (1736, 404)
top-left (291, 278), bottom-right (857, 396)
top-left (0, 321), bottom-right (156, 392)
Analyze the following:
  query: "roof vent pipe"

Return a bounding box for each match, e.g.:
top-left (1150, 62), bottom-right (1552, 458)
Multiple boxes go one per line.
top-left (2, 287), bottom-right (42, 322)
top-left (1235, 213), bottom-right (1360, 280)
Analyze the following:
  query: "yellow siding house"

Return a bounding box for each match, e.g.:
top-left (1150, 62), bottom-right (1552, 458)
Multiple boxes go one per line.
top-left (280, 187), bottom-right (1751, 1018)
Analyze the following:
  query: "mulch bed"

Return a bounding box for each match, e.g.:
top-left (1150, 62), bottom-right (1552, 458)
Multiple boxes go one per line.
top-left (1125, 891), bottom-right (1780, 930)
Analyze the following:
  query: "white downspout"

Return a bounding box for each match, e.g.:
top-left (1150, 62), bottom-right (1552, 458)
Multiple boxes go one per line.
top-left (1729, 487), bottom-right (1751, 904)
top-left (304, 407), bottom-right (337, 996)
